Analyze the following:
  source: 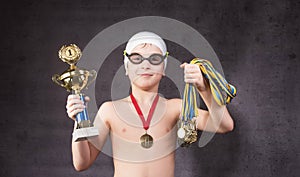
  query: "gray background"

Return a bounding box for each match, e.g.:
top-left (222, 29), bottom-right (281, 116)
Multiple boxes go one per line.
top-left (1, 0), bottom-right (299, 177)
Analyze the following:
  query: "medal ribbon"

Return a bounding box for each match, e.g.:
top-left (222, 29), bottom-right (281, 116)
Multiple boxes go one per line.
top-left (190, 58), bottom-right (237, 106)
top-left (180, 58), bottom-right (237, 122)
top-left (130, 93), bottom-right (159, 131)
top-left (181, 83), bottom-right (199, 121)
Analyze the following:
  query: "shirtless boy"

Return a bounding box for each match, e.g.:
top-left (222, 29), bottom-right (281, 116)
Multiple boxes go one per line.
top-left (66, 31), bottom-right (234, 177)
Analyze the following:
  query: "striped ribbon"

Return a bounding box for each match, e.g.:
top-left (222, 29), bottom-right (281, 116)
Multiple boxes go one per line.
top-left (178, 82), bottom-right (198, 146)
top-left (181, 83), bottom-right (199, 122)
top-left (190, 58), bottom-right (237, 106)
top-left (180, 58), bottom-right (236, 121)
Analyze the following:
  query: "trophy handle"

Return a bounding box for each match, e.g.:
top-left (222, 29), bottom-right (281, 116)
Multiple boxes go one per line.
top-left (86, 70), bottom-right (97, 88)
top-left (52, 74), bottom-right (66, 88)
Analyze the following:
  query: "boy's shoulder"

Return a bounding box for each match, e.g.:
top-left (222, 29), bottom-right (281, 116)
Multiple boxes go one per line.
top-left (98, 97), bottom-right (130, 113)
top-left (166, 97), bottom-right (182, 106)
top-left (166, 97), bottom-right (181, 102)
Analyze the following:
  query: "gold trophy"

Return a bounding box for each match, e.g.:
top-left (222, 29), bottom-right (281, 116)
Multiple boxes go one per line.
top-left (52, 44), bottom-right (99, 141)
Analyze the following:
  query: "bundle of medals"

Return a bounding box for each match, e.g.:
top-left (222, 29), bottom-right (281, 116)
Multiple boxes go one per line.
top-left (177, 83), bottom-right (199, 147)
top-left (177, 58), bottom-right (237, 147)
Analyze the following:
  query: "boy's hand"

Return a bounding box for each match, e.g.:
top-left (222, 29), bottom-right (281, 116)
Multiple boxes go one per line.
top-left (66, 95), bottom-right (90, 120)
top-left (180, 63), bottom-right (208, 92)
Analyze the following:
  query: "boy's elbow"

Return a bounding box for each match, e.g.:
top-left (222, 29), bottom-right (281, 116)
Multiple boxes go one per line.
top-left (74, 166), bottom-right (87, 172)
top-left (226, 122), bottom-right (234, 132)
top-left (220, 120), bottom-right (234, 133)
top-left (73, 162), bottom-right (90, 172)
top-left (222, 113), bottom-right (235, 133)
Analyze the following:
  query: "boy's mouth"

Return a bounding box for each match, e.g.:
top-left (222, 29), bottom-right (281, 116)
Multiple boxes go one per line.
top-left (140, 73), bottom-right (154, 77)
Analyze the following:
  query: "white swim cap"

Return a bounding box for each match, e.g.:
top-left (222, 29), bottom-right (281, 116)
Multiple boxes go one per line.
top-left (124, 31), bottom-right (168, 69)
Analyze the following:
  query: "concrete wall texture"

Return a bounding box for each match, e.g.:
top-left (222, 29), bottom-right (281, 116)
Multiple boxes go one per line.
top-left (0, 0), bottom-right (299, 177)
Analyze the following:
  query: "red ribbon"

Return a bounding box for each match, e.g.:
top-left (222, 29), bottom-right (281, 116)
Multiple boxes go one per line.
top-left (130, 93), bottom-right (159, 130)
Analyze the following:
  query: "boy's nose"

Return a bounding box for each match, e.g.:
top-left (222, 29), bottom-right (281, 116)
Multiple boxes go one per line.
top-left (141, 60), bottom-right (151, 69)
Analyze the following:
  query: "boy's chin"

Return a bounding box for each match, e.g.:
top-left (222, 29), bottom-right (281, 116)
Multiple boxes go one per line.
top-left (134, 82), bottom-right (159, 91)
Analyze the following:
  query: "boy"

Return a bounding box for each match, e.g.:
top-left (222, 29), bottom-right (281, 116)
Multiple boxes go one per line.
top-left (66, 31), bottom-right (234, 177)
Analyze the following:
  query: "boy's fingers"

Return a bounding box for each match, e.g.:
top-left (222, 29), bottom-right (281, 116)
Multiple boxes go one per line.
top-left (68, 94), bottom-right (80, 100)
top-left (66, 94), bottom-right (89, 121)
top-left (84, 96), bottom-right (90, 102)
top-left (66, 99), bottom-right (84, 109)
top-left (71, 103), bottom-right (85, 110)
top-left (68, 95), bottom-right (90, 103)
top-left (180, 62), bottom-right (188, 68)
top-left (67, 105), bottom-right (85, 120)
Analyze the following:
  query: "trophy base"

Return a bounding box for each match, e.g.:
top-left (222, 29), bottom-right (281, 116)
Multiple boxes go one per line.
top-left (72, 126), bottom-right (99, 142)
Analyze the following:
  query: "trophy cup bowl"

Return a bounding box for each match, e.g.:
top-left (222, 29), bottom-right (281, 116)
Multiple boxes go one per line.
top-left (52, 44), bottom-right (99, 141)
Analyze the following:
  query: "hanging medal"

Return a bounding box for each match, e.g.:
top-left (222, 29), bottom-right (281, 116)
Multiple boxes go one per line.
top-left (130, 93), bottom-right (159, 149)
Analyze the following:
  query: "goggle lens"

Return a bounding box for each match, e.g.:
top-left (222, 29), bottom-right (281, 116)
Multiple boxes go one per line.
top-left (125, 52), bottom-right (168, 65)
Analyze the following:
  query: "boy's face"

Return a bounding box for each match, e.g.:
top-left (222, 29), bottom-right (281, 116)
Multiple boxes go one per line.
top-left (126, 43), bottom-right (165, 90)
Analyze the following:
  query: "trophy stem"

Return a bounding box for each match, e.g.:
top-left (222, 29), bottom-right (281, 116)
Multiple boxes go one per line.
top-left (74, 93), bottom-right (91, 128)
top-left (70, 64), bottom-right (76, 70)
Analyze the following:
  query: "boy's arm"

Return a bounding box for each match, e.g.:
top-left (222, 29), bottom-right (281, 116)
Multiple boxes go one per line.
top-left (196, 88), bottom-right (234, 133)
top-left (181, 63), bottom-right (234, 133)
top-left (71, 134), bottom-right (100, 171)
top-left (70, 101), bottom-right (111, 171)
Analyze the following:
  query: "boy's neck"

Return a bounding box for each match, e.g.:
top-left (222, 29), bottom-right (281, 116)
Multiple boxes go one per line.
top-left (131, 85), bottom-right (159, 104)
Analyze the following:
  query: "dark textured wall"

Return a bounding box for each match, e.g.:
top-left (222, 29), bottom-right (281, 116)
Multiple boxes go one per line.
top-left (1, 0), bottom-right (299, 177)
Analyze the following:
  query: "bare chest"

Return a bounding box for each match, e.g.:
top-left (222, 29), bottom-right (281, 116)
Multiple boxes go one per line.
top-left (106, 98), bottom-right (180, 162)
top-left (109, 102), bottom-right (178, 142)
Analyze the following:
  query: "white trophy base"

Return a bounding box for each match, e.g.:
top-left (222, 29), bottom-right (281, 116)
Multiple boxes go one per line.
top-left (72, 126), bottom-right (99, 142)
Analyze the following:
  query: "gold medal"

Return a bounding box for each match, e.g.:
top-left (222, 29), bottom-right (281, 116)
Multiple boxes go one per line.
top-left (130, 94), bottom-right (159, 149)
top-left (140, 133), bottom-right (153, 149)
